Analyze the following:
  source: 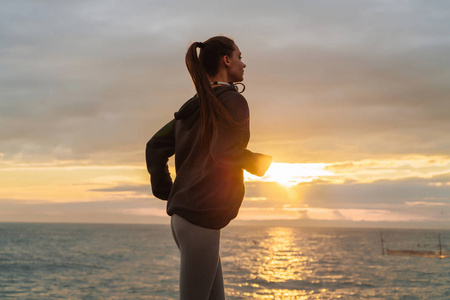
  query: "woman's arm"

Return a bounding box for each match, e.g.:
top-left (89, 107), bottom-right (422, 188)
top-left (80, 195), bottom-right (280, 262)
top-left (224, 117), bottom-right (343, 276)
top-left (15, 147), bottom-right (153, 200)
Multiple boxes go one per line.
top-left (210, 92), bottom-right (272, 176)
top-left (145, 119), bottom-right (176, 200)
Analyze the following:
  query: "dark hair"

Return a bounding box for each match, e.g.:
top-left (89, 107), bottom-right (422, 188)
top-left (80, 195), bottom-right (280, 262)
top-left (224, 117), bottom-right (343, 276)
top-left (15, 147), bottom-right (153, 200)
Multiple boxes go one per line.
top-left (185, 36), bottom-right (238, 142)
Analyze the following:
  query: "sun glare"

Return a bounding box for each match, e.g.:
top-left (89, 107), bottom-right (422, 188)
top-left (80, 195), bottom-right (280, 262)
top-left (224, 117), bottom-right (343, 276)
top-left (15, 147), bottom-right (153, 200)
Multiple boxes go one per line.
top-left (244, 162), bottom-right (334, 187)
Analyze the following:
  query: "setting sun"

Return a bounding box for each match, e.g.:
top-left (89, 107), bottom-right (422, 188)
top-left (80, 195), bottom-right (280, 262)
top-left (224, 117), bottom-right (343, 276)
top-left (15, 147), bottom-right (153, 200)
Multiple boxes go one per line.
top-left (244, 162), bottom-right (334, 187)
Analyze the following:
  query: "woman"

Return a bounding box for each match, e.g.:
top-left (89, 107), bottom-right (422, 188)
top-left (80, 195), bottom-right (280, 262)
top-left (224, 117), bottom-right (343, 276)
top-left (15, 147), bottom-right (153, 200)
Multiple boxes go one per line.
top-left (146, 36), bottom-right (272, 300)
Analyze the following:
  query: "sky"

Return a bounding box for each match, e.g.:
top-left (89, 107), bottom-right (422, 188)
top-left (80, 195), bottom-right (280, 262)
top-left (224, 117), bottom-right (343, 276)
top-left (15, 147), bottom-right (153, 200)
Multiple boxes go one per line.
top-left (1, 0), bottom-right (449, 228)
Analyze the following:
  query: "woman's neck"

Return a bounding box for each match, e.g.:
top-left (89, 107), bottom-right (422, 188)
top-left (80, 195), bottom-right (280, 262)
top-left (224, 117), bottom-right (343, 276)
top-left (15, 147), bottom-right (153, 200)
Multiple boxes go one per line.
top-left (209, 69), bottom-right (229, 85)
top-left (211, 81), bottom-right (232, 87)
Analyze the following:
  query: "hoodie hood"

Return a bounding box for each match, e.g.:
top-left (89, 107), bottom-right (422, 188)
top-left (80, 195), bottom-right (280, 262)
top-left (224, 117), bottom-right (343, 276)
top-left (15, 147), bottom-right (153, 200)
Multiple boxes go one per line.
top-left (173, 86), bottom-right (237, 127)
top-left (173, 95), bottom-right (200, 130)
top-left (174, 95), bottom-right (199, 120)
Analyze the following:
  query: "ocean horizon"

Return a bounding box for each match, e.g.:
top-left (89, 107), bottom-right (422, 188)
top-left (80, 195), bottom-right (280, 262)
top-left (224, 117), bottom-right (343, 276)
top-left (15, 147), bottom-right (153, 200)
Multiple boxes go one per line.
top-left (1, 222), bottom-right (449, 299)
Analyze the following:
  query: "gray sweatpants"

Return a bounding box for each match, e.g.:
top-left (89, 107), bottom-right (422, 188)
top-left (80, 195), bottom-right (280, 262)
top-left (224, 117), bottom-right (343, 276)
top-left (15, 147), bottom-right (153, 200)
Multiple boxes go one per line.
top-left (170, 214), bottom-right (225, 300)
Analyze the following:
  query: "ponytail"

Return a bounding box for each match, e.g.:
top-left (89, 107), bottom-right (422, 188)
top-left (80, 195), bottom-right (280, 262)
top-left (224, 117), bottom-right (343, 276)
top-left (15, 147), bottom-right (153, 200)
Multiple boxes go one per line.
top-left (185, 38), bottom-right (238, 143)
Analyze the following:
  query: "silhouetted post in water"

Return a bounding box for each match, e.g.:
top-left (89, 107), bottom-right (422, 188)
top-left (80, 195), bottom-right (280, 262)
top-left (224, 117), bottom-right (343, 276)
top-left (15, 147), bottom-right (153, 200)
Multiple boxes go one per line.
top-left (439, 234), bottom-right (442, 259)
top-left (380, 231), bottom-right (385, 255)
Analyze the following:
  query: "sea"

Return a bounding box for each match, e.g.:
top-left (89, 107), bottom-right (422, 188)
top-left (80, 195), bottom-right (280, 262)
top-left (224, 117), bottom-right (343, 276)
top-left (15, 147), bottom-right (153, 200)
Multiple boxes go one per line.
top-left (0, 223), bottom-right (449, 300)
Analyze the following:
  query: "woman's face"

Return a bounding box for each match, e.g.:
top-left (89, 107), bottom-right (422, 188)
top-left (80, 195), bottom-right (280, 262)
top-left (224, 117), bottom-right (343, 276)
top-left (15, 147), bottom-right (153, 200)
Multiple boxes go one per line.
top-left (227, 44), bottom-right (246, 82)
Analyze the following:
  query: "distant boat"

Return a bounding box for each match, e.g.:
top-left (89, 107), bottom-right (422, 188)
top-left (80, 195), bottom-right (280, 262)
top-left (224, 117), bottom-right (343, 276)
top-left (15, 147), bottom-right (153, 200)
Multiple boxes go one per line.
top-left (386, 249), bottom-right (448, 258)
top-left (382, 233), bottom-right (448, 258)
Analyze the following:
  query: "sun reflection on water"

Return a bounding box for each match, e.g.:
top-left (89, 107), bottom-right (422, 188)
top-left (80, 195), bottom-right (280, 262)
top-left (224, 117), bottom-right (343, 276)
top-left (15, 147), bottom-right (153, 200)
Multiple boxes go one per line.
top-left (250, 227), bottom-right (318, 299)
top-left (257, 227), bottom-right (312, 283)
top-left (222, 226), bottom-right (349, 299)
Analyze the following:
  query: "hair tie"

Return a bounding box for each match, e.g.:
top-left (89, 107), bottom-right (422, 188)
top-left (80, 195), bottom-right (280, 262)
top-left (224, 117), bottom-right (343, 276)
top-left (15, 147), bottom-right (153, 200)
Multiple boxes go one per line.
top-left (197, 42), bottom-right (204, 49)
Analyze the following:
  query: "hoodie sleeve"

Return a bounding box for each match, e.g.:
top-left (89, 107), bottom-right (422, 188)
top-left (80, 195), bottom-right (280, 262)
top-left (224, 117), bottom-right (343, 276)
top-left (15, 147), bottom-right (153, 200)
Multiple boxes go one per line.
top-left (210, 91), bottom-right (272, 176)
top-left (145, 119), bottom-right (175, 200)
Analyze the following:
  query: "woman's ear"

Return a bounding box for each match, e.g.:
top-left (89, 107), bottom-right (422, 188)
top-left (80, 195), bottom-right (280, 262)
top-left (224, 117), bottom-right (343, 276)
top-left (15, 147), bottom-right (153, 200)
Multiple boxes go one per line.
top-left (223, 55), bottom-right (231, 67)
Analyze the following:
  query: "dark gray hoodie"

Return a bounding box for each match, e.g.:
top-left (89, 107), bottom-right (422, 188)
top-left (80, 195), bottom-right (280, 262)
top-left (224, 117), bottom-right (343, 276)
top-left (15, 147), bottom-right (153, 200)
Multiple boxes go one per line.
top-left (146, 85), bottom-right (271, 229)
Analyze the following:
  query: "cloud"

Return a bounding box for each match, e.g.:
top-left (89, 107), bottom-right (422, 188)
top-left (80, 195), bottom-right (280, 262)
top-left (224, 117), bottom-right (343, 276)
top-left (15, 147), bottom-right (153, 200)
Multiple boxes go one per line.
top-left (298, 175), bottom-right (450, 208)
top-left (239, 170), bottom-right (450, 224)
top-left (324, 156), bottom-right (450, 183)
top-left (405, 201), bottom-right (447, 207)
top-left (1, 1), bottom-right (192, 164)
top-left (89, 184), bottom-right (149, 193)
top-left (1, 0), bottom-right (450, 165)
top-left (0, 197), bottom-right (168, 224)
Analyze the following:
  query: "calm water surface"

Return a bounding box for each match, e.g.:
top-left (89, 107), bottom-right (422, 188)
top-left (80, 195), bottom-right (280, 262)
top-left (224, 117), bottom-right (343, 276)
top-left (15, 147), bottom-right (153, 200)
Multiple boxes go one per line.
top-left (0, 223), bottom-right (449, 299)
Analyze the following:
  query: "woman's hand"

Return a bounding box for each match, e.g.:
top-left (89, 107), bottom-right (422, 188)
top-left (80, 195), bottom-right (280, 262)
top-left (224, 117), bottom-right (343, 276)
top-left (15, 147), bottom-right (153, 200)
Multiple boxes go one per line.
top-left (248, 153), bottom-right (272, 177)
